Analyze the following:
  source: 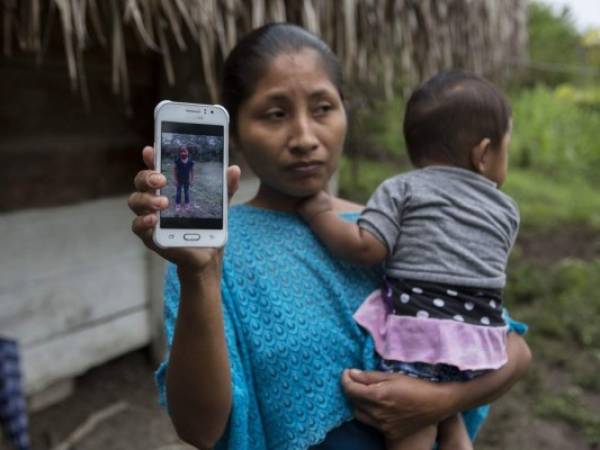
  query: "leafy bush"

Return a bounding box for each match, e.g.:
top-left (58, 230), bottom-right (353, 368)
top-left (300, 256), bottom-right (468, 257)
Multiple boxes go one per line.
top-left (510, 85), bottom-right (600, 184)
top-left (502, 168), bottom-right (600, 231)
top-left (507, 257), bottom-right (600, 353)
top-left (506, 256), bottom-right (600, 443)
top-left (527, 2), bottom-right (583, 86)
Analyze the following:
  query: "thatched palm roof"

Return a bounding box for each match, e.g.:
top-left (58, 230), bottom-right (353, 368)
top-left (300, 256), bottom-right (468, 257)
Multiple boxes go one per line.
top-left (3, 0), bottom-right (527, 105)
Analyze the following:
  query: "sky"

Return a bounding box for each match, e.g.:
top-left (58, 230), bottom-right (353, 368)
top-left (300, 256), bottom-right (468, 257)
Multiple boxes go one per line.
top-left (541, 0), bottom-right (600, 31)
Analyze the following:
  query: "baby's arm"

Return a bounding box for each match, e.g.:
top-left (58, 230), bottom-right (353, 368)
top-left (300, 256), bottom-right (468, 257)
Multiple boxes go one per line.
top-left (299, 191), bottom-right (387, 266)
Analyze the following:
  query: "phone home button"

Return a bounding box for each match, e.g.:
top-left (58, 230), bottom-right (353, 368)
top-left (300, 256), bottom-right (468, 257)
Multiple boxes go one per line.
top-left (183, 233), bottom-right (201, 241)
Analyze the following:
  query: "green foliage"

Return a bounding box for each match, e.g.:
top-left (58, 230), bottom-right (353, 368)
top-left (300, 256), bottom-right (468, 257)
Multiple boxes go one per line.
top-left (527, 2), bottom-right (583, 85)
top-left (554, 83), bottom-right (600, 109)
top-left (509, 85), bottom-right (600, 184)
top-left (506, 256), bottom-right (600, 443)
top-left (364, 98), bottom-right (407, 160)
top-left (506, 258), bottom-right (600, 350)
top-left (502, 168), bottom-right (600, 231)
top-left (582, 28), bottom-right (600, 69)
top-left (534, 389), bottom-right (600, 443)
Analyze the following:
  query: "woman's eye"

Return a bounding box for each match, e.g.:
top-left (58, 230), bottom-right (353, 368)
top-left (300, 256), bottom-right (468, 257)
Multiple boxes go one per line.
top-left (264, 109), bottom-right (286, 120)
top-left (314, 104), bottom-right (333, 116)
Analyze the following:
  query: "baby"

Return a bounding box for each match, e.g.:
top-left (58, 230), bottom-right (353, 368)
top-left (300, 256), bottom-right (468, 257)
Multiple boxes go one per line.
top-left (299, 70), bottom-right (519, 450)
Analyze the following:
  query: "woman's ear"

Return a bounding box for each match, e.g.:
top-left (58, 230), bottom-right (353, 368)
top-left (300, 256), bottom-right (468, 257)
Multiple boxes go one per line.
top-left (470, 138), bottom-right (491, 174)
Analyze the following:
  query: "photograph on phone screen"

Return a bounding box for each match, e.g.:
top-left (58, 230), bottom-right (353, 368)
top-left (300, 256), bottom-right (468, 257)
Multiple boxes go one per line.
top-left (160, 122), bottom-right (224, 229)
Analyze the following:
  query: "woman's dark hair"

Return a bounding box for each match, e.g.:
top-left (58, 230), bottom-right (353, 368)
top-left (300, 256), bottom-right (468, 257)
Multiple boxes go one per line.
top-left (403, 70), bottom-right (511, 168)
top-left (221, 23), bottom-right (343, 134)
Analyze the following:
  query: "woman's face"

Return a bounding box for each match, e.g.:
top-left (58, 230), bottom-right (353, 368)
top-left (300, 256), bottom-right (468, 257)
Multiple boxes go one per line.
top-left (235, 48), bottom-right (347, 205)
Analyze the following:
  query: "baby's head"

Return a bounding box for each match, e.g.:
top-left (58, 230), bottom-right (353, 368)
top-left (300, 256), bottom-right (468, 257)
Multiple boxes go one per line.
top-left (403, 70), bottom-right (511, 186)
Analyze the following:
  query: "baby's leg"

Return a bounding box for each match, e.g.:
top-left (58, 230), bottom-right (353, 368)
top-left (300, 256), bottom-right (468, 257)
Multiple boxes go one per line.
top-left (385, 424), bottom-right (437, 450)
top-left (437, 414), bottom-right (473, 450)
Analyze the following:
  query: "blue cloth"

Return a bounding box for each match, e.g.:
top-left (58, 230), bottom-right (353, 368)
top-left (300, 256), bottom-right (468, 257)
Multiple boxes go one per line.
top-left (309, 419), bottom-right (384, 449)
top-left (0, 338), bottom-right (30, 450)
top-left (156, 204), bottom-right (526, 450)
top-left (380, 360), bottom-right (489, 382)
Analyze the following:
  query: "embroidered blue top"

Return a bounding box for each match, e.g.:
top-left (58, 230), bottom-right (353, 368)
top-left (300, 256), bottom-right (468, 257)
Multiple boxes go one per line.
top-left (155, 204), bottom-right (526, 450)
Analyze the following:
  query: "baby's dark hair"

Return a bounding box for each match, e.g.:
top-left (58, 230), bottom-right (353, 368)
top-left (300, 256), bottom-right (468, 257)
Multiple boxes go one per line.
top-left (403, 70), bottom-right (511, 168)
top-left (221, 23), bottom-right (343, 135)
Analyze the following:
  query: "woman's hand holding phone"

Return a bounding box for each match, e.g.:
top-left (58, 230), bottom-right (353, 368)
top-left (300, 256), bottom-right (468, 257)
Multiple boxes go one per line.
top-left (128, 146), bottom-right (241, 274)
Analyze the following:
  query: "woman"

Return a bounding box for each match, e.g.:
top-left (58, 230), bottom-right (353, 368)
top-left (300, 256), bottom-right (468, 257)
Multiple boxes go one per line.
top-left (128, 23), bottom-right (531, 450)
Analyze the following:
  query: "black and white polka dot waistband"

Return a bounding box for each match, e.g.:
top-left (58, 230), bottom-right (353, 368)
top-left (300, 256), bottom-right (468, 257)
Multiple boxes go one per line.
top-left (382, 278), bottom-right (505, 327)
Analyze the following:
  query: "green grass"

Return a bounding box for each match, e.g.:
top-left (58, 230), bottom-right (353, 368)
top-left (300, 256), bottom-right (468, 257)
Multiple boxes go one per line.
top-left (506, 258), bottom-right (600, 349)
top-left (510, 85), bottom-right (600, 185)
top-left (534, 391), bottom-right (600, 444)
top-left (503, 168), bottom-right (600, 231)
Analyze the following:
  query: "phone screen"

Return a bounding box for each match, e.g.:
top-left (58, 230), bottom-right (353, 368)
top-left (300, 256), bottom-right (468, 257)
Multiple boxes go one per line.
top-left (160, 121), bottom-right (224, 229)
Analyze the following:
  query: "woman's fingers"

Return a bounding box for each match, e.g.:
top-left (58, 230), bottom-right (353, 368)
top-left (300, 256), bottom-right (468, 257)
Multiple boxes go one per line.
top-left (131, 215), bottom-right (163, 252)
top-left (134, 169), bottom-right (166, 192)
top-left (131, 214), bottom-right (156, 238)
top-left (347, 369), bottom-right (396, 385)
top-left (341, 369), bottom-right (382, 406)
top-left (142, 146), bottom-right (155, 170)
top-left (342, 370), bottom-right (385, 429)
top-left (352, 406), bottom-right (379, 428)
top-left (128, 191), bottom-right (168, 215)
top-left (226, 165), bottom-right (241, 203)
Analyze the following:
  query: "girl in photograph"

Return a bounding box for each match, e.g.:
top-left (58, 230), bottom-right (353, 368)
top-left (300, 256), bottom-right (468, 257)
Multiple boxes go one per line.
top-left (174, 145), bottom-right (194, 212)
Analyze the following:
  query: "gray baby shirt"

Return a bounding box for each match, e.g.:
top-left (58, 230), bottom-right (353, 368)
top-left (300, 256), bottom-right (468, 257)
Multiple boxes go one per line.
top-left (357, 166), bottom-right (519, 289)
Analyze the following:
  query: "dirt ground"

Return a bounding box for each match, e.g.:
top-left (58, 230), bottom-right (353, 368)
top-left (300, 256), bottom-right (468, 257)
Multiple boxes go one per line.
top-left (28, 350), bottom-right (192, 450)
top-left (26, 348), bottom-right (595, 450)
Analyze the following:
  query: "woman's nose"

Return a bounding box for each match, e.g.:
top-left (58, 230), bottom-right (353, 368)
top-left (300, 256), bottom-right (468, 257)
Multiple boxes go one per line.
top-left (288, 114), bottom-right (319, 154)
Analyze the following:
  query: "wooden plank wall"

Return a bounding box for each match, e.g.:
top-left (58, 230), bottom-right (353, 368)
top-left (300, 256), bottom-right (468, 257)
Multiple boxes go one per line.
top-left (0, 197), bottom-right (150, 393)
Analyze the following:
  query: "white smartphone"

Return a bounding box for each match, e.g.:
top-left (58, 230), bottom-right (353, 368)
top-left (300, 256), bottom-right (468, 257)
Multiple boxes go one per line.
top-left (153, 101), bottom-right (229, 248)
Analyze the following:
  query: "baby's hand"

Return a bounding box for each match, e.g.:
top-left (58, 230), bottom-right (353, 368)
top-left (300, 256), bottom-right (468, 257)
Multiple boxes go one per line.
top-left (298, 191), bottom-right (333, 222)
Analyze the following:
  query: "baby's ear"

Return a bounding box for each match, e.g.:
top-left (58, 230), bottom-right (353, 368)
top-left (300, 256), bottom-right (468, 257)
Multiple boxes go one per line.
top-left (470, 138), bottom-right (491, 174)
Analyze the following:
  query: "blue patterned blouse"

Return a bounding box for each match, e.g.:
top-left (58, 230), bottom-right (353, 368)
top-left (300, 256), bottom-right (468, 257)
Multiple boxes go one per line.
top-left (156, 204), bottom-right (526, 450)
